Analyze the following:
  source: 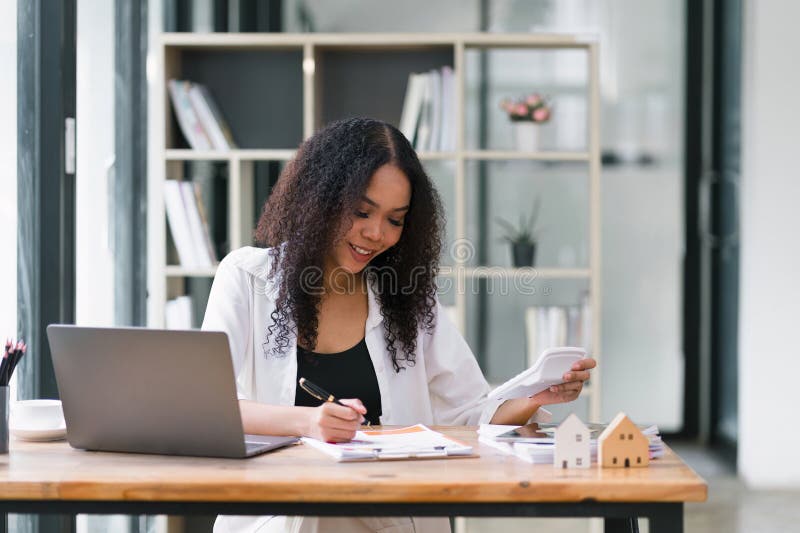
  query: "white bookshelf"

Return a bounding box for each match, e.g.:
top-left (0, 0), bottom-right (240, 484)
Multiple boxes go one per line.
top-left (148, 32), bottom-right (602, 422)
top-left (165, 149), bottom-right (297, 161)
top-left (462, 150), bottom-right (590, 161)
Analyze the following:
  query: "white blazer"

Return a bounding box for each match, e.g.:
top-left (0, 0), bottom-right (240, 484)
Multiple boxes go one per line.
top-left (202, 246), bottom-right (550, 533)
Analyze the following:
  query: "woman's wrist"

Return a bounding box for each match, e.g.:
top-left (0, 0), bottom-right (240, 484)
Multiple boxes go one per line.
top-left (240, 400), bottom-right (317, 437)
top-left (490, 398), bottom-right (541, 426)
top-left (296, 406), bottom-right (315, 437)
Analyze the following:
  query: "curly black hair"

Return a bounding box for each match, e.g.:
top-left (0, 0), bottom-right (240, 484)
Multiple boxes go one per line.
top-left (254, 117), bottom-right (444, 372)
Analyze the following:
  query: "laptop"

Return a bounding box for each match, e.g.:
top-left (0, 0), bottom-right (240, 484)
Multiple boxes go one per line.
top-left (46, 325), bottom-right (298, 458)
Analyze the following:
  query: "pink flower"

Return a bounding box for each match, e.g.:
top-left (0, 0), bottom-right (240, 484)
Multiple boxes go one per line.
top-left (500, 93), bottom-right (551, 121)
top-left (526, 93), bottom-right (542, 106)
top-left (499, 99), bottom-right (512, 112)
top-left (532, 107), bottom-right (550, 122)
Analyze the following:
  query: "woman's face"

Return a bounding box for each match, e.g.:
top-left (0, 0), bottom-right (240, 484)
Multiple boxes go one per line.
top-left (327, 164), bottom-right (411, 276)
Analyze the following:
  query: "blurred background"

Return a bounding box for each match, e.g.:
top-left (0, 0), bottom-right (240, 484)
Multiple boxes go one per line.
top-left (1, 0), bottom-right (798, 531)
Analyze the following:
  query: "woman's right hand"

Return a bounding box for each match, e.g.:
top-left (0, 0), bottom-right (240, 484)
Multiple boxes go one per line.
top-left (305, 399), bottom-right (367, 443)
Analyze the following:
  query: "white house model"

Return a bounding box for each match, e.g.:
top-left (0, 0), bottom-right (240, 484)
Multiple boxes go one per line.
top-left (554, 413), bottom-right (591, 469)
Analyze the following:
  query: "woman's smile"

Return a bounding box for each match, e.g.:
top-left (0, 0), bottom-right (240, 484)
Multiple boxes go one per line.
top-left (348, 243), bottom-right (376, 262)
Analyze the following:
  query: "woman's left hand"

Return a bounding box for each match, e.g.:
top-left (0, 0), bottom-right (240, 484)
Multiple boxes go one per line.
top-left (489, 357), bottom-right (597, 425)
top-left (530, 357), bottom-right (597, 406)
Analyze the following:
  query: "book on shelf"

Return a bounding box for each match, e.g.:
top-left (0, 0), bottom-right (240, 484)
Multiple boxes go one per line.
top-left (426, 68), bottom-right (442, 152)
top-left (168, 79), bottom-right (236, 151)
top-left (189, 181), bottom-right (219, 264)
top-left (398, 67), bottom-right (455, 153)
top-left (415, 73), bottom-right (432, 152)
top-left (580, 291), bottom-right (591, 355)
top-left (439, 66), bottom-right (455, 152)
top-left (525, 296), bottom-right (592, 367)
top-left (398, 73), bottom-right (425, 147)
top-left (178, 181), bottom-right (217, 267)
top-left (189, 83), bottom-right (237, 150)
top-left (168, 80), bottom-right (212, 150)
top-left (165, 295), bottom-right (193, 330)
top-left (164, 180), bottom-right (217, 269)
top-left (164, 180), bottom-right (199, 267)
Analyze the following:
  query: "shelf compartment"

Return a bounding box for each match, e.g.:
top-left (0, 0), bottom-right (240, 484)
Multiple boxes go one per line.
top-left (464, 161), bottom-right (590, 270)
top-left (167, 48), bottom-right (304, 150)
top-left (461, 281), bottom-right (591, 385)
top-left (424, 160), bottom-right (457, 268)
top-left (464, 47), bottom-right (589, 153)
top-left (164, 165), bottom-right (230, 271)
top-left (314, 46), bottom-right (454, 130)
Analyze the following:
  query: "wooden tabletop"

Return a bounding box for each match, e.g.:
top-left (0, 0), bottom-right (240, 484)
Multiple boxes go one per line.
top-left (0, 427), bottom-right (707, 504)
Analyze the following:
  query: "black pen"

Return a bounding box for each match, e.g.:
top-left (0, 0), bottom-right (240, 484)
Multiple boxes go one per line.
top-left (298, 377), bottom-right (370, 426)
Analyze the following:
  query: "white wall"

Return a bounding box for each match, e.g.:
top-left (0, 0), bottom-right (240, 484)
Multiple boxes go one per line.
top-left (739, 0), bottom-right (800, 487)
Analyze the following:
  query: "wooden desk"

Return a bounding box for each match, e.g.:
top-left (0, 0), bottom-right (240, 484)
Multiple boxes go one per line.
top-left (0, 427), bottom-right (706, 533)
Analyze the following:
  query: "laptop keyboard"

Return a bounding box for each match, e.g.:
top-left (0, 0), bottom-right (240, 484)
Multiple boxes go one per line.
top-left (243, 434), bottom-right (298, 455)
top-left (245, 441), bottom-right (270, 453)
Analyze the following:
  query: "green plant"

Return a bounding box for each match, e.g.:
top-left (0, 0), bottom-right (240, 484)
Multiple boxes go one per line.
top-left (495, 198), bottom-right (542, 245)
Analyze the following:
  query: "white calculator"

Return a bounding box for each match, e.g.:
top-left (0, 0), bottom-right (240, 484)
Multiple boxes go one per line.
top-left (487, 347), bottom-right (587, 401)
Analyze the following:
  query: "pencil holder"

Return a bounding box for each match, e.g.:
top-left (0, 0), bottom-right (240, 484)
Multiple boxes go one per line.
top-left (0, 386), bottom-right (8, 453)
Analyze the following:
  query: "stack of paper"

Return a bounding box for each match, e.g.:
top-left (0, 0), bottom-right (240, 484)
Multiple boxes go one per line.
top-left (478, 423), bottom-right (665, 465)
top-left (302, 424), bottom-right (472, 462)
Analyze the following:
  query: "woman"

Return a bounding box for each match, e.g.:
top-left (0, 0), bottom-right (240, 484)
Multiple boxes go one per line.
top-left (202, 117), bottom-right (596, 533)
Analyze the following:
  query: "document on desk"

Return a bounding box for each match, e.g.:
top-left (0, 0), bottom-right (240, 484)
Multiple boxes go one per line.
top-left (478, 424), bottom-right (665, 464)
top-left (301, 424), bottom-right (474, 462)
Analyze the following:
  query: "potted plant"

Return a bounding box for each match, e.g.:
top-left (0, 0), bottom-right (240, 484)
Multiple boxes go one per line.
top-left (495, 198), bottom-right (542, 268)
top-left (499, 93), bottom-right (552, 151)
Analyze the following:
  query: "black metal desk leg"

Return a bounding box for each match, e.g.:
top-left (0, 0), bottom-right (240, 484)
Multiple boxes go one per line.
top-left (604, 517), bottom-right (639, 533)
top-left (648, 503), bottom-right (683, 533)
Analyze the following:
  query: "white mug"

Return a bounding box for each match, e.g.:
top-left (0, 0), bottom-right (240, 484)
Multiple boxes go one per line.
top-left (10, 399), bottom-right (65, 430)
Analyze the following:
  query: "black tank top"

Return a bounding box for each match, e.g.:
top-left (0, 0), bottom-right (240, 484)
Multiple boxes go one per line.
top-left (295, 338), bottom-right (382, 426)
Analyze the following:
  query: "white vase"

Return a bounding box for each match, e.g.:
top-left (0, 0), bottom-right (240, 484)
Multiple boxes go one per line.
top-left (512, 122), bottom-right (540, 152)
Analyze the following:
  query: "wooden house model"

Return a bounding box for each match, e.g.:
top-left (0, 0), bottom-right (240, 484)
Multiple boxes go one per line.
top-left (597, 412), bottom-right (649, 468)
top-left (554, 413), bottom-right (591, 469)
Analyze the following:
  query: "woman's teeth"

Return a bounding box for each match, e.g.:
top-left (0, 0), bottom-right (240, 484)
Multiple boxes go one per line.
top-left (350, 244), bottom-right (373, 256)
